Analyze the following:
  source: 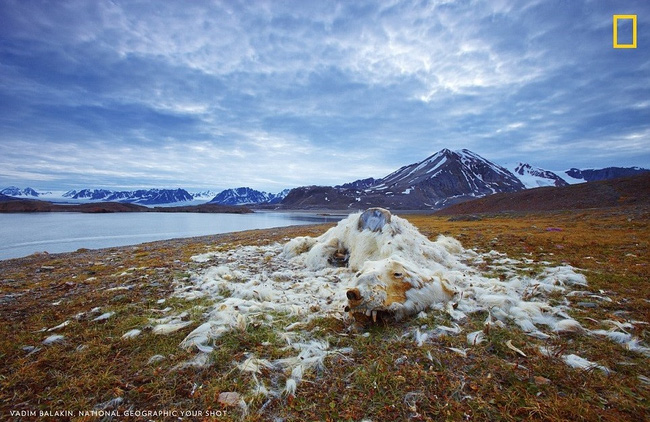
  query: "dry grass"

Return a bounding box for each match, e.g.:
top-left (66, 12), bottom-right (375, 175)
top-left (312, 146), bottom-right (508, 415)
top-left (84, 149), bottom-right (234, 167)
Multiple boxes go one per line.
top-left (0, 207), bottom-right (648, 421)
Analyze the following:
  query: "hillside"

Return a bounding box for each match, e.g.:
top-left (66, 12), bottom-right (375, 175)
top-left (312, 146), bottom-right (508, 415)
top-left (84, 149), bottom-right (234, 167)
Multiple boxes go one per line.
top-left (435, 173), bottom-right (650, 215)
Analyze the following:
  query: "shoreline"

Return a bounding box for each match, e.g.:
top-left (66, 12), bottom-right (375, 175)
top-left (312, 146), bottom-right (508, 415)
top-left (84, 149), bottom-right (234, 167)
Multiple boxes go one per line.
top-left (0, 222), bottom-right (336, 265)
top-left (0, 199), bottom-right (252, 214)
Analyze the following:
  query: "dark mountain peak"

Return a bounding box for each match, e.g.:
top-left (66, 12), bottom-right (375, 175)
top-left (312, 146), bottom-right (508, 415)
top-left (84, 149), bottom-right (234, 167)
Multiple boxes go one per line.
top-left (378, 148), bottom-right (523, 194)
top-left (514, 163), bottom-right (531, 175)
top-left (337, 177), bottom-right (378, 190)
top-left (281, 148), bottom-right (526, 210)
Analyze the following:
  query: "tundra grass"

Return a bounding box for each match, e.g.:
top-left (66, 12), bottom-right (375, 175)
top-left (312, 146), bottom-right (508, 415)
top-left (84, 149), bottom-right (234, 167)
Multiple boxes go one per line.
top-left (0, 208), bottom-right (648, 421)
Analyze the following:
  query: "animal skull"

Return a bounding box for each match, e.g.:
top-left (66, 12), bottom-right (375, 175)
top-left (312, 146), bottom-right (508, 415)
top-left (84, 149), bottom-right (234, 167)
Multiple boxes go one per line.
top-left (345, 257), bottom-right (456, 323)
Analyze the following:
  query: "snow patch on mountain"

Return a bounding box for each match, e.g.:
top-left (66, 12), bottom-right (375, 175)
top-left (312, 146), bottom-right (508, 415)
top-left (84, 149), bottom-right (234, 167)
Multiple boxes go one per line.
top-left (507, 163), bottom-right (569, 188)
top-left (190, 190), bottom-right (219, 201)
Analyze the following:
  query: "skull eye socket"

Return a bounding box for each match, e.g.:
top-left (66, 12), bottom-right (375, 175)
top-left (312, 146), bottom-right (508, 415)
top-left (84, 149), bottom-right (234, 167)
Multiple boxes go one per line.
top-left (393, 272), bottom-right (404, 278)
top-left (346, 289), bottom-right (362, 301)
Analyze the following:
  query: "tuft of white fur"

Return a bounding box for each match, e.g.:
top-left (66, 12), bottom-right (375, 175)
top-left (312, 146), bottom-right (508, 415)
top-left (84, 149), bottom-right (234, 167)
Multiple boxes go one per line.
top-left (173, 353), bottom-right (211, 371)
top-left (591, 329), bottom-right (632, 344)
top-left (122, 329), bottom-right (142, 339)
top-left (624, 339), bottom-right (650, 357)
top-left (251, 375), bottom-right (270, 397)
top-left (414, 329), bottom-right (429, 347)
top-left (590, 330), bottom-right (650, 357)
top-left (284, 378), bottom-right (297, 396)
top-left (47, 320), bottom-right (71, 331)
top-left (562, 354), bottom-right (611, 374)
top-left (43, 334), bottom-right (65, 345)
top-left (434, 324), bottom-right (462, 336)
top-left (152, 321), bottom-right (192, 335)
top-left (553, 319), bottom-right (585, 333)
top-left (147, 355), bottom-right (165, 364)
top-left (92, 312), bottom-right (114, 322)
top-left (448, 347), bottom-right (468, 357)
top-left (467, 331), bottom-right (485, 346)
top-left (283, 212), bottom-right (466, 274)
top-left (237, 356), bottom-right (275, 374)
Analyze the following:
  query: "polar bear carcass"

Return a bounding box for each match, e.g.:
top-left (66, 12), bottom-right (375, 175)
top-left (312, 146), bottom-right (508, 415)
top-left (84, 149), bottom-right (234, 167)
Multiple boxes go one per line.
top-left (283, 208), bottom-right (465, 323)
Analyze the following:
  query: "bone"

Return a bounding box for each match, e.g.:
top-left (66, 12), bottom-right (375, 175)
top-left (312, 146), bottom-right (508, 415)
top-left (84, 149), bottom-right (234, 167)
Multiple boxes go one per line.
top-left (357, 207), bottom-right (392, 232)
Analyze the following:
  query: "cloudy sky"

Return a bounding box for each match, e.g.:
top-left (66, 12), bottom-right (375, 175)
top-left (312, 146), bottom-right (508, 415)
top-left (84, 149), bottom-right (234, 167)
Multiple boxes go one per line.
top-left (0, 0), bottom-right (648, 192)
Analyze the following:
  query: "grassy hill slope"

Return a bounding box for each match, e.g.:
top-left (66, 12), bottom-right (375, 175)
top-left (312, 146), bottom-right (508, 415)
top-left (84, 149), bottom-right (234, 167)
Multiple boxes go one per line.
top-left (435, 173), bottom-right (650, 215)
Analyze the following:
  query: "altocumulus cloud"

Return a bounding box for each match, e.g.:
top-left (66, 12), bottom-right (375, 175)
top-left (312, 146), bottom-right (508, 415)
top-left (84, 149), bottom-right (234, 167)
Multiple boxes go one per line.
top-left (0, 0), bottom-right (648, 191)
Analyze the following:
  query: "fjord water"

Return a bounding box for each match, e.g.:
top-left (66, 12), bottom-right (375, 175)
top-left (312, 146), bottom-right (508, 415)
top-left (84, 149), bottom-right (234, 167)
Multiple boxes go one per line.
top-left (0, 212), bottom-right (343, 260)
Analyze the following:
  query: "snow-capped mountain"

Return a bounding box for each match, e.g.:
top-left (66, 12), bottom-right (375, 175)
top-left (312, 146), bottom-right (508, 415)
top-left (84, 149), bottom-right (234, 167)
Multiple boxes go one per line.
top-left (209, 187), bottom-right (290, 206)
top-left (3, 156), bottom-right (646, 210)
top-left (1, 185), bottom-right (289, 207)
top-left (378, 149), bottom-right (524, 197)
top-left (63, 189), bottom-right (113, 200)
top-left (563, 167), bottom-right (648, 183)
top-left (62, 188), bottom-right (194, 205)
top-left (282, 150), bottom-right (650, 210)
top-left (506, 164), bottom-right (649, 188)
top-left (209, 187), bottom-right (271, 205)
top-left (282, 149), bottom-right (526, 210)
top-left (508, 163), bottom-right (569, 188)
top-left (1, 186), bottom-right (42, 197)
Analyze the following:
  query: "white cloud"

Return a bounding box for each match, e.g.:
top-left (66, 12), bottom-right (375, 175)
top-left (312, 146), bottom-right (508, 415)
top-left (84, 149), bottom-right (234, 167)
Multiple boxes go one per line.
top-left (0, 0), bottom-right (649, 191)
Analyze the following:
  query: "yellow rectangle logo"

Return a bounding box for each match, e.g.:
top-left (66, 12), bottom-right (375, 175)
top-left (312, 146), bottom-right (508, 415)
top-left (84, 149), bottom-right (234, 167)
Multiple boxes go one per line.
top-left (613, 15), bottom-right (637, 48)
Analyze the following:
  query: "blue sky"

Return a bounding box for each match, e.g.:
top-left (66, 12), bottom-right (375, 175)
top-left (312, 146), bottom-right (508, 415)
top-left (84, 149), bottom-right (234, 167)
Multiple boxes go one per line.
top-left (0, 0), bottom-right (648, 192)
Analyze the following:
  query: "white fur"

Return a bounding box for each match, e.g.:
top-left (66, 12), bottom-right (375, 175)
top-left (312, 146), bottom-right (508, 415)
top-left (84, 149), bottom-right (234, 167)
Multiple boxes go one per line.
top-left (43, 334), bottom-right (65, 345)
top-left (160, 209), bottom-right (648, 398)
top-left (122, 329), bottom-right (142, 339)
top-left (152, 321), bottom-right (192, 335)
top-left (47, 320), bottom-right (71, 331)
top-left (92, 312), bottom-right (114, 322)
top-left (562, 354), bottom-right (611, 374)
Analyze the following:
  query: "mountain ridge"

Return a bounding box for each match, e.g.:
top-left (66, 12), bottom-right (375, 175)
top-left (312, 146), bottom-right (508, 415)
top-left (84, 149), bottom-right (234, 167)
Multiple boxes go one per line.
top-left (3, 150), bottom-right (647, 209)
top-left (281, 149), bottom-right (528, 210)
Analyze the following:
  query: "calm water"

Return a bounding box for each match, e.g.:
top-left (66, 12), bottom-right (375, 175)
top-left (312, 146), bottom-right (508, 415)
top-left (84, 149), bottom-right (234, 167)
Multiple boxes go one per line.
top-left (0, 212), bottom-right (343, 260)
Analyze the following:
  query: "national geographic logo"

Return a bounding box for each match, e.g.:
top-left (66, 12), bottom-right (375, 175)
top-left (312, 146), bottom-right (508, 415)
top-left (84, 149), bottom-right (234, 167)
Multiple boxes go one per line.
top-left (613, 15), bottom-right (637, 48)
